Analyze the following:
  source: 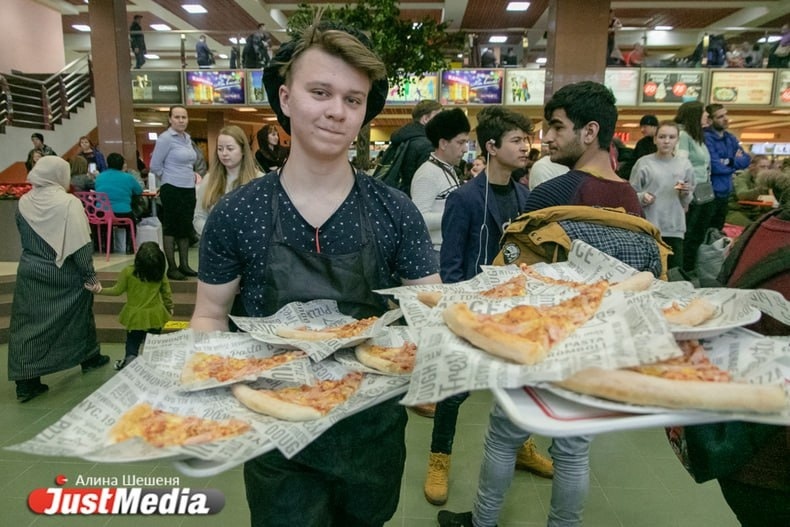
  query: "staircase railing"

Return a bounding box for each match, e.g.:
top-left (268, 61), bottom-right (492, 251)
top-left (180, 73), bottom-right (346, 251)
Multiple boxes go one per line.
top-left (1, 55), bottom-right (93, 131)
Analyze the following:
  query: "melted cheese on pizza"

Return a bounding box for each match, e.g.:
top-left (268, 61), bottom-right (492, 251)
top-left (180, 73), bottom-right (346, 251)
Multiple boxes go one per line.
top-left (629, 340), bottom-right (731, 382)
top-left (187, 351), bottom-right (305, 382)
top-left (362, 342), bottom-right (417, 372)
top-left (480, 275), bottom-right (528, 298)
top-left (110, 403), bottom-right (250, 447)
top-left (262, 372), bottom-right (363, 414)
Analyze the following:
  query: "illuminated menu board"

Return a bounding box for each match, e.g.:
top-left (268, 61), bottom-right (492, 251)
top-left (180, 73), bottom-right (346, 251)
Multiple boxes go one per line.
top-left (504, 69), bottom-right (546, 106)
top-left (774, 70), bottom-right (790, 107)
top-left (709, 70), bottom-right (774, 106)
top-left (184, 70), bottom-right (245, 105)
top-left (639, 69), bottom-right (706, 105)
top-left (386, 74), bottom-right (439, 104)
top-left (441, 69), bottom-right (504, 105)
top-left (247, 70), bottom-right (268, 104)
top-left (605, 68), bottom-right (639, 106)
top-left (131, 71), bottom-right (183, 105)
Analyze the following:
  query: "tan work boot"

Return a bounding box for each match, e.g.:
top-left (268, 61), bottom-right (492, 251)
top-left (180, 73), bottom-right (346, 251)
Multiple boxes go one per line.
top-left (410, 403), bottom-right (436, 418)
top-left (424, 452), bottom-right (451, 505)
top-left (515, 437), bottom-right (554, 479)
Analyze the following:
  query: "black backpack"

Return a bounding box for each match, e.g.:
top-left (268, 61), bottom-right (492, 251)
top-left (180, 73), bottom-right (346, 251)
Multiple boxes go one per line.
top-left (372, 139), bottom-right (412, 195)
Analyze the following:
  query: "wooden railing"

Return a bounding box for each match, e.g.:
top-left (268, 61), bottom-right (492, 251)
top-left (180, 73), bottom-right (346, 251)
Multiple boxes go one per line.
top-left (1, 55), bottom-right (93, 132)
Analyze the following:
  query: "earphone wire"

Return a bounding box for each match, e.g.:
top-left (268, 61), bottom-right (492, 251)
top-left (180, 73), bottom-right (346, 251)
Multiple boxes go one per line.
top-left (476, 142), bottom-right (492, 269)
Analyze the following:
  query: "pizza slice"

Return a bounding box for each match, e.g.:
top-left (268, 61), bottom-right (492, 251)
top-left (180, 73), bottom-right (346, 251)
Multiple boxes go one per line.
top-left (109, 403), bottom-right (250, 447)
top-left (443, 281), bottom-right (608, 365)
top-left (355, 341), bottom-right (417, 374)
top-left (232, 372), bottom-right (364, 421)
top-left (521, 264), bottom-right (654, 292)
top-left (554, 341), bottom-right (787, 413)
top-left (181, 350), bottom-right (307, 385)
top-left (275, 317), bottom-right (378, 341)
top-left (662, 298), bottom-right (717, 327)
top-left (417, 275), bottom-right (528, 308)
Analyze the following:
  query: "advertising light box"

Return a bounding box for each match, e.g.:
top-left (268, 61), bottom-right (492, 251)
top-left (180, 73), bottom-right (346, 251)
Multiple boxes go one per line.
top-left (184, 70), bottom-right (245, 105)
top-left (777, 70), bottom-right (790, 107)
top-left (131, 71), bottom-right (183, 105)
top-left (639, 69), bottom-right (706, 105)
top-left (441, 69), bottom-right (504, 105)
top-left (504, 69), bottom-right (546, 106)
top-left (247, 70), bottom-right (268, 104)
top-left (386, 74), bottom-right (439, 104)
top-left (709, 70), bottom-right (774, 106)
top-left (605, 68), bottom-right (639, 106)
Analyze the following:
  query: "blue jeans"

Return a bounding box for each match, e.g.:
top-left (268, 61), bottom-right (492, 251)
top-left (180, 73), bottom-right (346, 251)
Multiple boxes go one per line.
top-left (472, 403), bottom-right (593, 527)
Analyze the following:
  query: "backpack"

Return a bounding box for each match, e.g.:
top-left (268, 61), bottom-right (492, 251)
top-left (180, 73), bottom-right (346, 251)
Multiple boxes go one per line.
top-left (372, 139), bottom-right (412, 195)
top-left (493, 206), bottom-right (671, 279)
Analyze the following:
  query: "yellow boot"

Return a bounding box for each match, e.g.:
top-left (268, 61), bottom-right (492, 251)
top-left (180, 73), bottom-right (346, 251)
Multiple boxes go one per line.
top-left (515, 437), bottom-right (554, 479)
top-left (424, 452), bottom-right (451, 505)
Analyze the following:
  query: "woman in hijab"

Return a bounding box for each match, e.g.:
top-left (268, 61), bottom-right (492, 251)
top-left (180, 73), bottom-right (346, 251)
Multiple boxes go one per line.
top-left (8, 156), bottom-right (109, 403)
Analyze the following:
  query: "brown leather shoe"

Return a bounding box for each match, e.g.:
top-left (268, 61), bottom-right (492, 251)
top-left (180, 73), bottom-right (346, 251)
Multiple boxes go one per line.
top-left (515, 437), bottom-right (554, 478)
top-left (410, 403), bottom-right (436, 418)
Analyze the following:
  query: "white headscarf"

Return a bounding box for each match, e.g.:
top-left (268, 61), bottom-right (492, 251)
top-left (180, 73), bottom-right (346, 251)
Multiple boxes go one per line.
top-left (18, 156), bottom-right (91, 267)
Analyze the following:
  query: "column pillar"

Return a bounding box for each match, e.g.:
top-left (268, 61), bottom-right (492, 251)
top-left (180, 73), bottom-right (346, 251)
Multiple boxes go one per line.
top-left (88, 0), bottom-right (137, 166)
top-left (544, 0), bottom-right (610, 99)
top-left (206, 110), bottom-right (225, 161)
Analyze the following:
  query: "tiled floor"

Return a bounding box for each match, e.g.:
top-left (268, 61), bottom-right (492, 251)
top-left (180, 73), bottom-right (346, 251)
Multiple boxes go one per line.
top-left (0, 251), bottom-right (741, 526)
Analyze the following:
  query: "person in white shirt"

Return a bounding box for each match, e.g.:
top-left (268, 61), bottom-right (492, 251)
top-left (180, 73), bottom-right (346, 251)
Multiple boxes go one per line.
top-left (528, 154), bottom-right (569, 190)
top-left (410, 108), bottom-right (471, 253)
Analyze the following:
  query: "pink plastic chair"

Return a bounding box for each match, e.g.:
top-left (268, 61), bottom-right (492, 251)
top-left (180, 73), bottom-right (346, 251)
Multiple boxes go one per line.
top-left (74, 191), bottom-right (137, 260)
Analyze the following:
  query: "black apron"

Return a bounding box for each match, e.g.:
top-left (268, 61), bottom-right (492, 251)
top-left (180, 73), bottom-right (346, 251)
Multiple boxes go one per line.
top-left (261, 176), bottom-right (387, 319)
top-left (244, 174), bottom-right (407, 527)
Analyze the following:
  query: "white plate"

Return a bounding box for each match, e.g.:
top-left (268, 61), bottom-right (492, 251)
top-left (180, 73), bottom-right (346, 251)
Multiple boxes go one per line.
top-left (541, 385), bottom-right (683, 414)
top-left (670, 306), bottom-right (761, 340)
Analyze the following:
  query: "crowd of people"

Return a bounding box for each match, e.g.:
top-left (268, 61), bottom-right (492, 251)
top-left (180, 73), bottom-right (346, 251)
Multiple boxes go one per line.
top-left (7, 14), bottom-right (789, 527)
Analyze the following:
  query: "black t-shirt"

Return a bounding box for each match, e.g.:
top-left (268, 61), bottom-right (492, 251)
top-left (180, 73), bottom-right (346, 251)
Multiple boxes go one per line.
top-left (490, 182), bottom-right (519, 229)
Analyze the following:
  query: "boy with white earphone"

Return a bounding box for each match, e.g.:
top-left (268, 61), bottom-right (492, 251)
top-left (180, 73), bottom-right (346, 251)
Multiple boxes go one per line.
top-left (424, 106), bottom-right (553, 509)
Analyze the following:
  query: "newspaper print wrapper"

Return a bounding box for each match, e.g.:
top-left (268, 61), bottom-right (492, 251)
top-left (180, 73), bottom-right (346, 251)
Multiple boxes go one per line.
top-left (231, 299), bottom-right (402, 361)
top-left (5, 330), bottom-right (409, 474)
top-left (400, 287), bottom-right (681, 405)
top-left (334, 326), bottom-right (417, 376)
top-left (179, 331), bottom-right (314, 392)
top-left (543, 328), bottom-right (790, 425)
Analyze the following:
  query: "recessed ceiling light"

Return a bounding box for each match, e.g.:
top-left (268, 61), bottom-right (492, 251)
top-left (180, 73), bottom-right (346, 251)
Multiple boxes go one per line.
top-left (457, 53), bottom-right (463, 58)
top-left (655, 25), bottom-right (673, 31)
top-left (235, 108), bottom-right (258, 112)
top-left (758, 36), bottom-right (781, 43)
top-left (506, 2), bottom-right (530, 11)
top-left (489, 35), bottom-right (508, 43)
top-left (143, 54), bottom-right (160, 60)
top-left (133, 118), bottom-right (141, 123)
top-left (535, 57), bottom-right (547, 64)
top-left (182, 4), bottom-right (207, 14)
top-left (218, 53), bottom-right (228, 59)
top-left (771, 109), bottom-right (790, 115)
top-left (151, 24), bottom-right (171, 31)
top-left (72, 24), bottom-right (91, 32)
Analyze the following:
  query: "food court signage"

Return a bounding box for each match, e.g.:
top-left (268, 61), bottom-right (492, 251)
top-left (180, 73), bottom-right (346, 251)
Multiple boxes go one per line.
top-left (639, 69), bottom-right (705, 105)
top-left (709, 70), bottom-right (775, 106)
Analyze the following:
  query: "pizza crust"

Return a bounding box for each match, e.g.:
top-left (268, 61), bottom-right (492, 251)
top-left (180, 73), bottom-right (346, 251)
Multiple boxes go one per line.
top-left (417, 291), bottom-right (443, 308)
top-left (231, 384), bottom-right (324, 421)
top-left (555, 367), bottom-right (787, 413)
top-left (611, 271), bottom-right (654, 292)
top-left (355, 343), bottom-right (414, 374)
top-left (663, 298), bottom-right (717, 326)
top-left (275, 327), bottom-right (338, 341)
top-left (443, 303), bottom-right (549, 365)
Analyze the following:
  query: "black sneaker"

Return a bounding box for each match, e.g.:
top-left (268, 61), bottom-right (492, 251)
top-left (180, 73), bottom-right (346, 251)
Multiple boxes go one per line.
top-left (179, 265), bottom-right (198, 277)
top-left (167, 269), bottom-right (187, 281)
top-left (437, 511), bottom-right (475, 527)
top-left (114, 356), bottom-right (137, 370)
top-left (17, 382), bottom-right (49, 403)
top-left (81, 354), bottom-right (110, 372)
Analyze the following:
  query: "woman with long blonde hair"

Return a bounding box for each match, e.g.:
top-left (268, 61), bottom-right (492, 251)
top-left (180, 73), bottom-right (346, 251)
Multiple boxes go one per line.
top-left (193, 125), bottom-right (262, 235)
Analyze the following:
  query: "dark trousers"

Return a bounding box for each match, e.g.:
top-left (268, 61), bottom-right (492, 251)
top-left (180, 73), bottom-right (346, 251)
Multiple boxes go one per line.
top-left (243, 398), bottom-right (406, 527)
top-left (662, 236), bottom-right (684, 271)
top-left (718, 478), bottom-right (790, 527)
top-left (710, 195), bottom-right (730, 231)
top-left (683, 200), bottom-right (715, 272)
top-left (430, 391), bottom-right (470, 454)
top-left (125, 328), bottom-right (160, 359)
